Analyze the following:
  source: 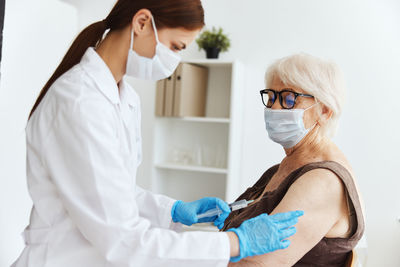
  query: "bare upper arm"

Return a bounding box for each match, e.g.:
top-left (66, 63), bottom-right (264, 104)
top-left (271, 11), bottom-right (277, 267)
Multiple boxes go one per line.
top-left (234, 168), bottom-right (346, 267)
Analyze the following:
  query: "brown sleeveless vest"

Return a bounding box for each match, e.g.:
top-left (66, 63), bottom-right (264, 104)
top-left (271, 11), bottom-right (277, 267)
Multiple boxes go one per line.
top-left (221, 161), bottom-right (365, 266)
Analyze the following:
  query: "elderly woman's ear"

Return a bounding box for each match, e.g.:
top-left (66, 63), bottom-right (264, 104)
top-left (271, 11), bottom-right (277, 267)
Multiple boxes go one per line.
top-left (317, 104), bottom-right (333, 127)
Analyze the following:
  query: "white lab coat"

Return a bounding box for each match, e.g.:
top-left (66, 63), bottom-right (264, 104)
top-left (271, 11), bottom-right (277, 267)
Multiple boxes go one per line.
top-left (12, 47), bottom-right (230, 267)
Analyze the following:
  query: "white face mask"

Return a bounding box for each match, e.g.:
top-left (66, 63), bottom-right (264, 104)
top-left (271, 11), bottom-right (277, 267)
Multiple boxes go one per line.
top-left (125, 16), bottom-right (181, 81)
top-left (264, 104), bottom-right (318, 148)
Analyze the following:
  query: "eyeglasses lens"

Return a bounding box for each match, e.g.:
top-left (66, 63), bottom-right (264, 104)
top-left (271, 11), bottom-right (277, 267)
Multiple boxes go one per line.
top-left (282, 91), bottom-right (296, 109)
top-left (262, 91), bottom-right (275, 108)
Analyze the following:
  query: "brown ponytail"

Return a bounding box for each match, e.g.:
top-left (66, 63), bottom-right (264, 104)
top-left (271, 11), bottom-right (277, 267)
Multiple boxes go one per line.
top-left (28, 0), bottom-right (204, 120)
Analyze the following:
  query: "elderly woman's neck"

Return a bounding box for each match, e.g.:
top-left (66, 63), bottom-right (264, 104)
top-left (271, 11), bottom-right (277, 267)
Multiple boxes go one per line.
top-left (283, 128), bottom-right (329, 161)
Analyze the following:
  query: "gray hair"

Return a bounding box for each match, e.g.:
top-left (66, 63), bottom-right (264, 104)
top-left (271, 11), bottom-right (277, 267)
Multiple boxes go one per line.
top-left (265, 53), bottom-right (346, 137)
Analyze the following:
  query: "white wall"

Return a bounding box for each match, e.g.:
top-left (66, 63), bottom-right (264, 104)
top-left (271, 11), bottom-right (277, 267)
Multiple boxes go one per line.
top-left (1, 0), bottom-right (399, 266)
top-left (0, 0), bottom-right (78, 265)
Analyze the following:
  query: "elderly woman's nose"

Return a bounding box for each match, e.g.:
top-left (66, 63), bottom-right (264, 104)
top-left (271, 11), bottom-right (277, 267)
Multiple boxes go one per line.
top-left (271, 99), bottom-right (282, 110)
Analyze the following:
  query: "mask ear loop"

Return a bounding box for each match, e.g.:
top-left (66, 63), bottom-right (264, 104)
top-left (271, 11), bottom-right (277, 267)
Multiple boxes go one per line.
top-left (130, 26), bottom-right (134, 50)
top-left (304, 99), bottom-right (320, 111)
top-left (314, 99), bottom-right (323, 128)
top-left (304, 99), bottom-right (321, 130)
top-left (150, 16), bottom-right (160, 44)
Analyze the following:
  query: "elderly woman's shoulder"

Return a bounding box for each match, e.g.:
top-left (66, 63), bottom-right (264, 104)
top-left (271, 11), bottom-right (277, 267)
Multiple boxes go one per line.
top-left (292, 167), bottom-right (346, 199)
top-left (324, 147), bottom-right (356, 177)
top-left (285, 155), bottom-right (357, 213)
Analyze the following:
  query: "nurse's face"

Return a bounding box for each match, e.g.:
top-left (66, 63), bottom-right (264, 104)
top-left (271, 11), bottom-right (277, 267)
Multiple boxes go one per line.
top-left (132, 11), bottom-right (201, 58)
top-left (157, 27), bottom-right (200, 53)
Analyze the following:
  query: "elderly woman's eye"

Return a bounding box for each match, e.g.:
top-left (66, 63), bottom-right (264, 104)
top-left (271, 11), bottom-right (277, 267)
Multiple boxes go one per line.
top-left (283, 92), bottom-right (296, 108)
top-left (268, 96), bottom-right (275, 104)
top-left (264, 92), bottom-right (275, 107)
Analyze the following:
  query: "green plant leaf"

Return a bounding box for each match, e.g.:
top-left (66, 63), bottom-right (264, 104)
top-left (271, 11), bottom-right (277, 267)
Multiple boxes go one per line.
top-left (196, 27), bottom-right (231, 52)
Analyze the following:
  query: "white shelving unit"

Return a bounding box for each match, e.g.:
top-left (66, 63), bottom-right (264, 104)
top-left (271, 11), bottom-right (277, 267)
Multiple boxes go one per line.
top-left (151, 59), bottom-right (244, 203)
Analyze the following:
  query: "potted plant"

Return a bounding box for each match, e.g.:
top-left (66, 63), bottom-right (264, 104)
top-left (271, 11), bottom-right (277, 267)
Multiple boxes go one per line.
top-left (196, 27), bottom-right (231, 59)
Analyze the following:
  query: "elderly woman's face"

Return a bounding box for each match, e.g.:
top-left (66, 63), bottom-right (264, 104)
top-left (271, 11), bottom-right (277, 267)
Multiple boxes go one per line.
top-left (270, 78), bottom-right (319, 129)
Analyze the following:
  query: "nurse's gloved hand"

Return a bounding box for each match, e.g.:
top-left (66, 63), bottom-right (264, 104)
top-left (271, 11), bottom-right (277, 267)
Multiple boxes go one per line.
top-left (227, 210), bottom-right (304, 262)
top-left (171, 197), bottom-right (231, 228)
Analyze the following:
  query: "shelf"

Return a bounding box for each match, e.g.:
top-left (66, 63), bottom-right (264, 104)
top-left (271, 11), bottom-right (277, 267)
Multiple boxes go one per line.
top-left (157, 116), bottom-right (230, 124)
top-left (155, 163), bottom-right (228, 174)
top-left (182, 59), bottom-right (235, 68)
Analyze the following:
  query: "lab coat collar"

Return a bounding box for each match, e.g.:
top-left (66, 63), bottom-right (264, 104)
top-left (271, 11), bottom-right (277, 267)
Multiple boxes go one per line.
top-left (118, 79), bottom-right (138, 108)
top-left (80, 47), bottom-right (126, 105)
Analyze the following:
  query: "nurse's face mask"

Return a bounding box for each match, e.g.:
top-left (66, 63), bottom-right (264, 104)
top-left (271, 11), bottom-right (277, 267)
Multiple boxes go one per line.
top-left (126, 16), bottom-right (181, 81)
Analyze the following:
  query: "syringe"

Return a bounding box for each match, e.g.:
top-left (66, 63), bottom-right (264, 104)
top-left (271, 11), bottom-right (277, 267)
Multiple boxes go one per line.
top-left (197, 199), bottom-right (254, 219)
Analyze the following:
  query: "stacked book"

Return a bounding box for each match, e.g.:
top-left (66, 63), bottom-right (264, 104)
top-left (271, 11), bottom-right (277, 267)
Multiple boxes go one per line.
top-left (155, 63), bottom-right (209, 117)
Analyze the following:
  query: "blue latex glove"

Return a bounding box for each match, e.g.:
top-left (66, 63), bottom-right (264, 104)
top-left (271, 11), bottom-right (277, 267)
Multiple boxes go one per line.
top-left (227, 210), bottom-right (304, 262)
top-left (171, 197), bottom-right (231, 228)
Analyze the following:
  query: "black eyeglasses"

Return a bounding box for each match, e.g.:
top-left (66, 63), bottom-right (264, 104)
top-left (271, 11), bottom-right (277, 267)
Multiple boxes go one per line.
top-left (260, 89), bottom-right (314, 109)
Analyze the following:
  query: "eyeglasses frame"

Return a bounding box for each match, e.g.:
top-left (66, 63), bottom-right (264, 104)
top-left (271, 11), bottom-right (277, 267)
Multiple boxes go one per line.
top-left (260, 88), bottom-right (314, 109)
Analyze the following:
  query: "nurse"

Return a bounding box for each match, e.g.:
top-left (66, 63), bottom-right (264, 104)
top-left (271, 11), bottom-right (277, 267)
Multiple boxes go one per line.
top-left (12, 0), bottom-right (303, 266)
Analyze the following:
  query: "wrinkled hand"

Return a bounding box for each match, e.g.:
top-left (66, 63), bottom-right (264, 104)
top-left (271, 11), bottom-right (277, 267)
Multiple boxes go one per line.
top-left (227, 210), bottom-right (304, 262)
top-left (171, 197), bottom-right (231, 228)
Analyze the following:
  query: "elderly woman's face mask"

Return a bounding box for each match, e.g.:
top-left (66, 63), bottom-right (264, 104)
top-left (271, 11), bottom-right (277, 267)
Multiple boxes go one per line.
top-left (263, 103), bottom-right (318, 148)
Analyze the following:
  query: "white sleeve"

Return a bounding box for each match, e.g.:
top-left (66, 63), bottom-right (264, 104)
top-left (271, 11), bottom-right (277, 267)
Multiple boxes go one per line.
top-left (135, 185), bottom-right (181, 230)
top-left (131, 83), bottom-right (179, 230)
top-left (42, 100), bottom-right (230, 267)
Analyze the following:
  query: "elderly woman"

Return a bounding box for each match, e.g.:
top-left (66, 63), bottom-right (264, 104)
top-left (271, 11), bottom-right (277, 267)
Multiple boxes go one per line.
top-left (222, 53), bottom-right (364, 266)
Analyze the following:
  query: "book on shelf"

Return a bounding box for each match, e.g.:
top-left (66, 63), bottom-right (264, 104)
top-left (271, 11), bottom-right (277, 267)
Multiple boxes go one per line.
top-left (155, 79), bottom-right (166, 116)
top-left (173, 63), bottom-right (208, 117)
top-left (164, 75), bottom-right (175, 116)
top-left (155, 63), bottom-right (208, 117)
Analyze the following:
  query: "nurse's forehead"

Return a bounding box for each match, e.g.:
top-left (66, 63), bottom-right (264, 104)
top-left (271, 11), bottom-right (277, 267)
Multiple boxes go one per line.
top-left (159, 27), bottom-right (200, 41)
